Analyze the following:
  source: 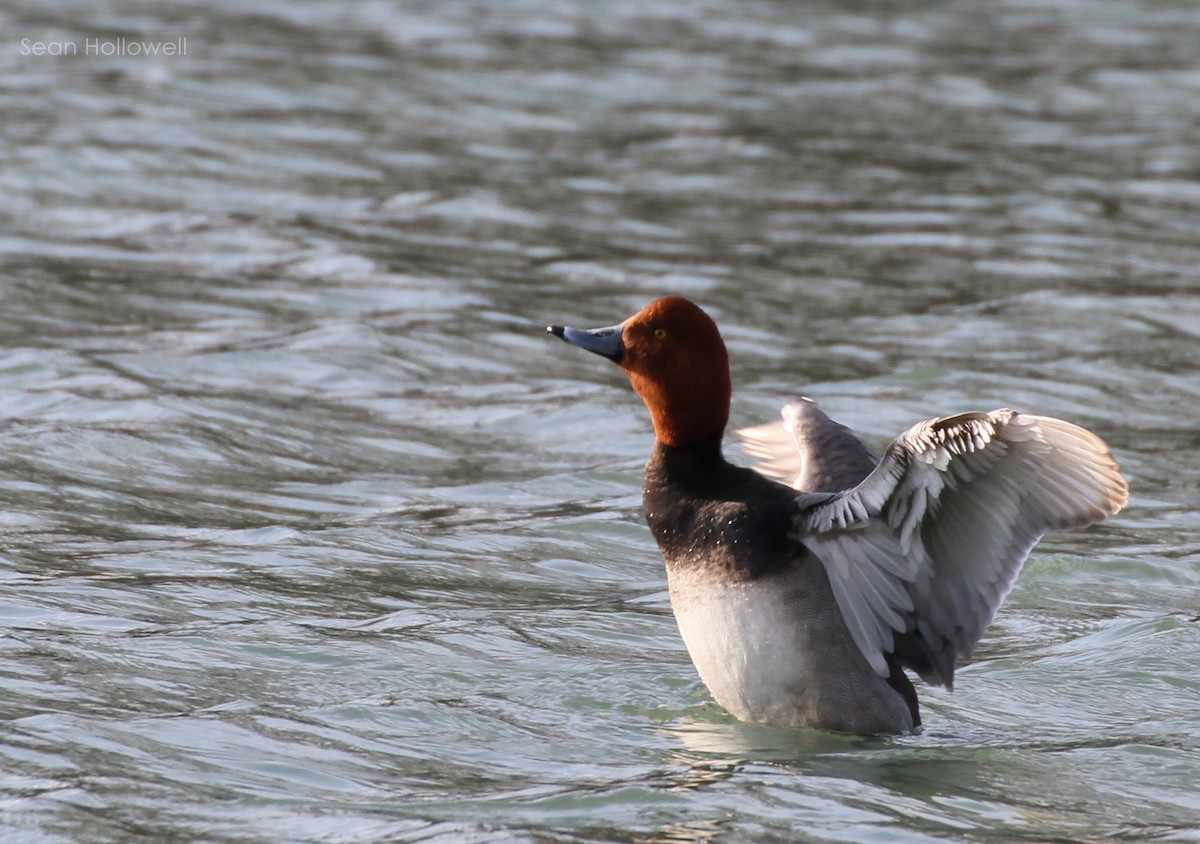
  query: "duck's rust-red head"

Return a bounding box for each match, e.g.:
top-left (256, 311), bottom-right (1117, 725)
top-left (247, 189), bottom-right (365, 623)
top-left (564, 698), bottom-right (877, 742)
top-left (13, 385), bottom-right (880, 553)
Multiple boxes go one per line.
top-left (548, 296), bottom-right (731, 447)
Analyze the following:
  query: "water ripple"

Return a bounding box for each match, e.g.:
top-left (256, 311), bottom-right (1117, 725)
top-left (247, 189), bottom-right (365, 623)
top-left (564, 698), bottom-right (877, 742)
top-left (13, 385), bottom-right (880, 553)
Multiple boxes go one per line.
top-left (1, 0), bottom-right (1198, 841)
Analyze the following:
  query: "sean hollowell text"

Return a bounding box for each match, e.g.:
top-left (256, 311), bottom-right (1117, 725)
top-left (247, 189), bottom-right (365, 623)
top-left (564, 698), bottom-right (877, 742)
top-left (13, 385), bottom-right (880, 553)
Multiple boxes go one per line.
top-left (21, 37), bottom-right (187, 57)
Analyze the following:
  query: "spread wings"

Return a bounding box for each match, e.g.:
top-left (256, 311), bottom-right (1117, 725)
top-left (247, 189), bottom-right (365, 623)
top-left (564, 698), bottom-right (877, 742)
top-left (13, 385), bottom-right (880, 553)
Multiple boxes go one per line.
top-left (738, 400), bottom-right (1128, 687)
top-left (738, 396), bottom-right (880, 493)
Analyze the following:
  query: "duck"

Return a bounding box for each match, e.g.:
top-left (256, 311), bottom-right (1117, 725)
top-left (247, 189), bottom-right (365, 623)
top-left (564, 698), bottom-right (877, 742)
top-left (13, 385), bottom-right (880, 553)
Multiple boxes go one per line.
top-left (547, 295), bottom-right (1128, 733)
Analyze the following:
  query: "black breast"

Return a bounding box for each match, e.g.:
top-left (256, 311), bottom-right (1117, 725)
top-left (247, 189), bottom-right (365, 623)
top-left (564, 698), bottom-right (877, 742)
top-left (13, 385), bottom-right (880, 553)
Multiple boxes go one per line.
top-left (642, 437), bottom-right (801, 581)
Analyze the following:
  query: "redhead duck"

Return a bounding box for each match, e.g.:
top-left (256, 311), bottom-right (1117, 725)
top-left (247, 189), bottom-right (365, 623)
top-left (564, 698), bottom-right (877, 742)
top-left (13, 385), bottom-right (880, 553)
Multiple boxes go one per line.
top-left (548, 296), bottom-right (1128, 734)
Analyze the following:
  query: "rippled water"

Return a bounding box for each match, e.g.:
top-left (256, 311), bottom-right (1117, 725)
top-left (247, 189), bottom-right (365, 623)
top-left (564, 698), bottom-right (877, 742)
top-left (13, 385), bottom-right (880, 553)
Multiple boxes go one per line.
top-left (2, 0), bottom-right (1198, 841)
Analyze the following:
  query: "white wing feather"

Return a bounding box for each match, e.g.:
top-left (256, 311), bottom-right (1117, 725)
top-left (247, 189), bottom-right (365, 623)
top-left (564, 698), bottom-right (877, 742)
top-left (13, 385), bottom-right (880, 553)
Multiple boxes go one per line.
top-left (742, 404), bottom-right (1128, 685)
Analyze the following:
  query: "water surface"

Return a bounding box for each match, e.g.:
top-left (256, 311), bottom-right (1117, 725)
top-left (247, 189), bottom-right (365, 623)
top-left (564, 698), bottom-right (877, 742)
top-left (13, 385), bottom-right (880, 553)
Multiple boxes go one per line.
top-left (1, 0), bottom-right (1198, 841)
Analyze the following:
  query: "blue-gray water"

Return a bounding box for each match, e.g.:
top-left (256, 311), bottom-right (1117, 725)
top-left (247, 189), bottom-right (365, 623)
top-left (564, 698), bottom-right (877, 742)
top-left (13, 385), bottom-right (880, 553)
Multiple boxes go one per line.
top-left (2, 1), bottom-right (1198, 841)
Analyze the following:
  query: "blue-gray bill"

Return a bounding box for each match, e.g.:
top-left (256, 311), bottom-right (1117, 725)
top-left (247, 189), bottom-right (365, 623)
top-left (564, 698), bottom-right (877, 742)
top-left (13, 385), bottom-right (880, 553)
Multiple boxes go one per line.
top-left (546, 323), bottom-right (624, 363)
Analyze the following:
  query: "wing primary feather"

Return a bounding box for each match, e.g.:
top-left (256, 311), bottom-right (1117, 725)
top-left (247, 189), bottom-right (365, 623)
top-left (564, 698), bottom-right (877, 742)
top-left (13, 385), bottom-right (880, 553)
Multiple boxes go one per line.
top-left (782, 408), bottom-right (1125, 690)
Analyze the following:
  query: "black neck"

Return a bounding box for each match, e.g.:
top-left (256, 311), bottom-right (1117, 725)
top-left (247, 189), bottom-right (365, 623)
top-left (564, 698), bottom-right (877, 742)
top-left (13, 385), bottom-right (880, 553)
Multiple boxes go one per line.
top-left (642, 433), bottom-right (796, 580)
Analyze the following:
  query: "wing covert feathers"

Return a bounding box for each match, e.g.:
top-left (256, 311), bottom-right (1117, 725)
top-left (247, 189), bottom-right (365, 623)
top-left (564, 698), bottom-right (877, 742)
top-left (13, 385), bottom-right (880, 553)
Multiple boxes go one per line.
top-left (742, 403), bottom-right (1127, 687)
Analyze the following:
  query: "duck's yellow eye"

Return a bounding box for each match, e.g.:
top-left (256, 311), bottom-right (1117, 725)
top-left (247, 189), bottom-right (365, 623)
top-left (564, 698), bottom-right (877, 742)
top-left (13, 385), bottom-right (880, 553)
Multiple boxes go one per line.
top-left (654, 328), bottom-right (667, 340)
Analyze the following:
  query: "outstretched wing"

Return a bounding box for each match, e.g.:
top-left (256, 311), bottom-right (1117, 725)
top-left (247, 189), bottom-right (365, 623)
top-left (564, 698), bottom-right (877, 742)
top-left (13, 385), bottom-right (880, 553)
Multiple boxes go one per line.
top-left (737, 397), bottom-right (880, 493)
top-left (746, 406), bottom-right (1128, 687)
